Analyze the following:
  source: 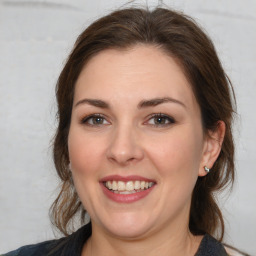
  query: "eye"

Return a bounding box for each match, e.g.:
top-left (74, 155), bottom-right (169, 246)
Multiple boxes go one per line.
top-left (81, 114), bottom-right (110, 126)
top-left (146, 113), bottom-right (175, 127)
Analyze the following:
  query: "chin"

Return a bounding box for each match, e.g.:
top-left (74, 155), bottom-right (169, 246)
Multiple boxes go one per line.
top-left (96, 212), bottom-right (155, 239)
top-left (106, 224), bottom-right (151, 240)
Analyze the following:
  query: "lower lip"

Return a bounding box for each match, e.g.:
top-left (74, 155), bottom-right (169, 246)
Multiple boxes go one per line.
top-left (100, 183), bottom-right (155, 203)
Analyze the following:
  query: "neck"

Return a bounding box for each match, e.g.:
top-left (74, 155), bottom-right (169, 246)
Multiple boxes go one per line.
top-left (82, 221), bottom-right (203, 256)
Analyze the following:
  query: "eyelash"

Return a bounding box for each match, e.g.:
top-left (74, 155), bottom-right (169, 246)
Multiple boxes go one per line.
top-left (146, 113), bottom-right (175, 127)
top-left (80, 114), bottom-right (109, 126)
top-left (80, 113), bottom-right (175, 127)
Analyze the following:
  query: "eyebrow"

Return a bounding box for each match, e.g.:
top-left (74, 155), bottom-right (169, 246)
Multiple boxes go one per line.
top-left (74, 97), bottom-right (186, 109)
top-left (138, 97), bottom-right (186, 109)
top-left (75, 99), bottom-right (109, 108)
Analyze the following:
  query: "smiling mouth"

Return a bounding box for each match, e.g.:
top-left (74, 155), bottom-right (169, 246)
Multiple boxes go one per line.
top-left (103, 180), bottom-right (155, 194)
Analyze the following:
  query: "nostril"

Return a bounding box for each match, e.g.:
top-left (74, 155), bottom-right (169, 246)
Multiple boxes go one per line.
top-left (107, 155), bottom-right (135, 165)
top-left (106, 129), bottom-right (144, 164)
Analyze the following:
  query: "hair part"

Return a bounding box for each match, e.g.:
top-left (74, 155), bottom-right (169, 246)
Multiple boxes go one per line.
top-left (51, 6), bottom-right (236, 239)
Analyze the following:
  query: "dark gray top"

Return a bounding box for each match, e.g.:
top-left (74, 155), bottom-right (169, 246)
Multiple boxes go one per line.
top-left (2, 223), bottom-right (227, 256)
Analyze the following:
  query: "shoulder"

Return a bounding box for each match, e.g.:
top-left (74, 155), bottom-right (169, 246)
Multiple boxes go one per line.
top-left (224, 244), bottom-right (250, 256)
top-left (196, 234), bottom-right (228, 256)
top-left (2, 223), bottom-right (92, 256)
top-left (1, 239), bottom-right (60, 256)
top-left (196, 234), bottom-right (250, 256)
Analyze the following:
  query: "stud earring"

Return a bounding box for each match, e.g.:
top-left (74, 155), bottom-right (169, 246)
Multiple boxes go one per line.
top-left (68, 163), bottom-right (72, 172)
top-left (204, 166), bottom-right (210, 173)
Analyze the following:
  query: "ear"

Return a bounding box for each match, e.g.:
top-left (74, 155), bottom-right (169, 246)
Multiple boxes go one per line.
top-left (198, 121), bottom-right (226, 177)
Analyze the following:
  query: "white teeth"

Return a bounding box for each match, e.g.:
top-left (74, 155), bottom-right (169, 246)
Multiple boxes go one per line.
top-left (112, 181), bottom-right (118, 191)
top-left (140, 181), bottom-right (145, 189)
top-left (126, 181), bottom-right (134, 191)
top-left (106, 181), bottom-right (112, 190)
top-left (104, 180), bottom-right (155, 192)
top-left (134, 180), bottom-right (140, 190)
top-left (117, 181), bottom-right (126, 191)
top-left (119, 190), bottom-right (136, 194)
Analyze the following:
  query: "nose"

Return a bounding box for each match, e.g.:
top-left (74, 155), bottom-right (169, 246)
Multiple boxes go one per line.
top-left (106, 125), bottom-right (144, 166)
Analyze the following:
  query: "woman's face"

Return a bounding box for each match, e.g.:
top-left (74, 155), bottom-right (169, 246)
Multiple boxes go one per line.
top-left (68, 45), bottom-right (210, 239)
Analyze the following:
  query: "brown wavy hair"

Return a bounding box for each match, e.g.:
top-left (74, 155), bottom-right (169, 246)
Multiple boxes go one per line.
top-left (50, 7), bottom-right (236, 240)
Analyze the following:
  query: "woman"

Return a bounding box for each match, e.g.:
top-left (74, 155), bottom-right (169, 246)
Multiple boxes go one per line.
top-left (3, 6), bottom-right (244, 256)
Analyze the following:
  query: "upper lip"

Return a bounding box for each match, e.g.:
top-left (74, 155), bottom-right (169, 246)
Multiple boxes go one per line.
top-left (100, 175), bottom-right (156, 183)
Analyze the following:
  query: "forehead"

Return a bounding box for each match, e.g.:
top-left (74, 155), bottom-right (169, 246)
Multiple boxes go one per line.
top-left (74, 45), bottom-right (197, 109)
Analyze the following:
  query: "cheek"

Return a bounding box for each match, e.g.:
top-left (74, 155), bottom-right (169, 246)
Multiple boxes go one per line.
top-left (147, 127), bottom-right (203, 178)
top-left (149, 129), bottom-right (204, 211)
top-left (67, 129), bottom-right (105, 210)
top-left (68, 129), bottom-right (105, 177)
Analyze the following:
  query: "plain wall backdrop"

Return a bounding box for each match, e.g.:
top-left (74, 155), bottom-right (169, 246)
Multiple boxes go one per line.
top-left (0, 0), bottom-right (255, 254)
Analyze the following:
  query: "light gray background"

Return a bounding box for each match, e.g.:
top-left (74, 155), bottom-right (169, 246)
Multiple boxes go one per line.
top-left (0, 0), bottom-right (255, 254)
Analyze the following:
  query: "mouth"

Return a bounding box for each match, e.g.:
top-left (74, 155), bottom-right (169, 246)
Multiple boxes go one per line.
top-left (100, 175), bottom-right (156, 203)
top-left (103, 180), bottom-right (155, 194)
